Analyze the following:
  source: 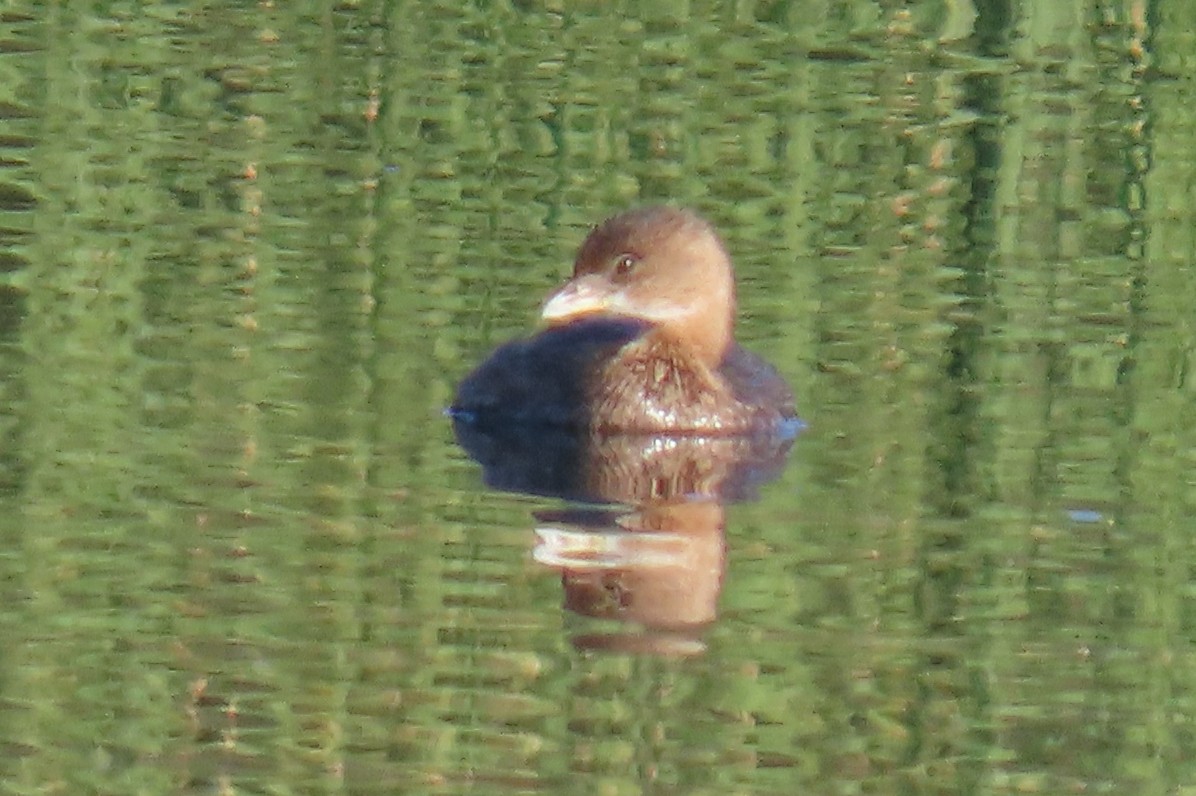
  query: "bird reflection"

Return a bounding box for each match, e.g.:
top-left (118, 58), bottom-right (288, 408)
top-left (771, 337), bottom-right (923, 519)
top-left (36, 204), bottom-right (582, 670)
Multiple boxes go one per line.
top-left (451, 417), bottom-right (799, 655)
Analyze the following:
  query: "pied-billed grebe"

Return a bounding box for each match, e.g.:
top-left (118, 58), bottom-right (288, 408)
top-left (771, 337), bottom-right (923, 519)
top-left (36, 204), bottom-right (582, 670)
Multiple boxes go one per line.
top-left (452, 206), bottom-right (795, 434)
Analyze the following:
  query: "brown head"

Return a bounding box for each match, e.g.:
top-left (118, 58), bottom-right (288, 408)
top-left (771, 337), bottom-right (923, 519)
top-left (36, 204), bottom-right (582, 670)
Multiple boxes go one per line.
top-left (541, 207), bottom-right (736, 365)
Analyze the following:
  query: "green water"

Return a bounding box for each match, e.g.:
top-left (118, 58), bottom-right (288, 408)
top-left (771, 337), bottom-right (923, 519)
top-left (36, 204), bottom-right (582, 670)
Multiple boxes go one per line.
top-left (0, 1), bottom-right (1193, 793)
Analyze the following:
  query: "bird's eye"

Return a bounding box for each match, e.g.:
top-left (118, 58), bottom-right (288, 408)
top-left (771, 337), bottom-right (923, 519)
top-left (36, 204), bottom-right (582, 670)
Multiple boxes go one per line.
top-left (614, 254), bottom-right (637, 276)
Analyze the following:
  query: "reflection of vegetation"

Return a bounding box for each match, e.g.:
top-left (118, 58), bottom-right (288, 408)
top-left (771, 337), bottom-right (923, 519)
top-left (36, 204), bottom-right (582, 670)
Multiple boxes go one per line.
top-left (0, 1), bottom-right (1193, 793)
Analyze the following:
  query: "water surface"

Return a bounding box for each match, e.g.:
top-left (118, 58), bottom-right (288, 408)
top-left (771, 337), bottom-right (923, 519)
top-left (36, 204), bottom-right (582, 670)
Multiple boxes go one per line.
top-left (0, 2), bottom-right (1194, 794)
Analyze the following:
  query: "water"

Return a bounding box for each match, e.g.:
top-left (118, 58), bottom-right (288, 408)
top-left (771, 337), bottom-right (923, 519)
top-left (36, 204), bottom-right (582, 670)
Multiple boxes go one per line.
top-left (0, 1), bottom-right (1193, 793)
